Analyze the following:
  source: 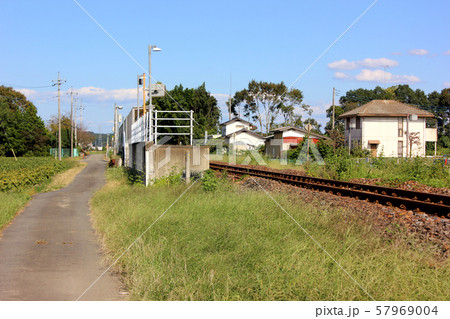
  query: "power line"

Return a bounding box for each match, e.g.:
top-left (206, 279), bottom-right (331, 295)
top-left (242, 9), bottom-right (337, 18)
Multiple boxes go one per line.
top-left (0, 82), bottom-right (53, 89)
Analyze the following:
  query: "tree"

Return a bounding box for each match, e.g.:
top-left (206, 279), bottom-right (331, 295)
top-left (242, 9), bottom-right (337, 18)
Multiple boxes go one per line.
top-left (47, 115), bottom-right (94, 150)
top-left (326, 85), bottom-right (450, 145)
top-left (231, 80), bottom-right (307, 134)
top-left (0, 86), bottom-right (50, 156)
top-left (153, 83), bottom-right (221, 144)
top-left (47, 115), bottom-right (72, 148)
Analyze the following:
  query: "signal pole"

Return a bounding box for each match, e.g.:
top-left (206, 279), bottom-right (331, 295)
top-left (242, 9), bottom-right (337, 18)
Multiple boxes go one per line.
top-left (53, 72), bottom-right (65, 160)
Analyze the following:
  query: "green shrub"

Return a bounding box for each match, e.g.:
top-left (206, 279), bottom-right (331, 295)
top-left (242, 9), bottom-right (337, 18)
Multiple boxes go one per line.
top-left (202, 169), bottom-right (219, 192)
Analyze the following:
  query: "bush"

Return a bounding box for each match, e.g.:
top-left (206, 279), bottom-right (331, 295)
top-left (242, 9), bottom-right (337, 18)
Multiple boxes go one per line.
top-left (201, 169), bottom-right (219, 192)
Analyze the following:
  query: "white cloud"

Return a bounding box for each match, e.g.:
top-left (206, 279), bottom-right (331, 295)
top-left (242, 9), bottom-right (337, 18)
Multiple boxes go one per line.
top-left (354, 69), bottom-right (420, 83)
top-left (328, 57), bottom-right (398, 70)
top-left (359, 58), bottom-right (398, 68)
top-left (17, 88), bottom-right (55, 103)
top-left (444, 50), bottom-right (450, 55)
top-left (334, 72), bottom-right (351, 80)
top-left (17, 86), bottom-right (140, 104)
top-left (327, 59), bottom-right (359, 70)
top-left (443, 82), bottom-right (450, 88)
top-left (408, 49), bottom-right (428, 56)
top-left (76, 86), bottom-right (137, 101)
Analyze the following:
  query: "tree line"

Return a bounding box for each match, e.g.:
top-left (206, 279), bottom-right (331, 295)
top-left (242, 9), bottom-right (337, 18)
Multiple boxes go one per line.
top-left (0, 85), bottom-right (93, 157)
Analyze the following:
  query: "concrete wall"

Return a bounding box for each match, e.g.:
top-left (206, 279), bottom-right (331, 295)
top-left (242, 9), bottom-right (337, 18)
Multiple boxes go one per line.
top-left (145, 143), bottom-right (210, 185)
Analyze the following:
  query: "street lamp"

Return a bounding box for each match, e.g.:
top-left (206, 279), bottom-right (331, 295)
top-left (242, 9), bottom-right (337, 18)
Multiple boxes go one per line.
top-left (148, 45), bottom-right (162, 142)
top-left (114, 103), bottom-right (123, 156)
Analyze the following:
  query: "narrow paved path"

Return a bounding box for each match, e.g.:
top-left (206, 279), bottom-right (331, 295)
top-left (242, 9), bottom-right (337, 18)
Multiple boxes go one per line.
top-left (0, 154), bottom-right (123, 300)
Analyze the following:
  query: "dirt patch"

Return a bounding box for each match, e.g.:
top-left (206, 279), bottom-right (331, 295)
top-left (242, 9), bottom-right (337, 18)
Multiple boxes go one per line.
top-left (44, 162), bottom-right (88, 192)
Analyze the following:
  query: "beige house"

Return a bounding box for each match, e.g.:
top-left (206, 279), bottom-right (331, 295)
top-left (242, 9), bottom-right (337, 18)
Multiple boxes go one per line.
top-left (265, 126), bottom-right (327, 158)
top-left (339, 100), bottom-right (437, 157)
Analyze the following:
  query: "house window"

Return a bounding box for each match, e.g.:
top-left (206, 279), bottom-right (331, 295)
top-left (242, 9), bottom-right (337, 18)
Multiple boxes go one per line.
top-left (398, 117), bottom-right (403, 137)
top-left (398, 141), bottom-right (403, 157)
top-left (346, 118), bottom-right (350, 130)
top-left (356, 117), bottom-right (361, 129)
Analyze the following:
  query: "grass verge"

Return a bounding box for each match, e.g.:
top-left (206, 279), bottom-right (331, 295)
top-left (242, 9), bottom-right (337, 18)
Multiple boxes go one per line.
top-left (90, 168), bottom-right (449, 300)
top-left (0, 158), bottom-right (86, 230)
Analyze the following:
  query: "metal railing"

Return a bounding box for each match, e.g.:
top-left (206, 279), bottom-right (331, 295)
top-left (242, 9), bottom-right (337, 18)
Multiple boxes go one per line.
top-left (131, 110), bottom-right (194, 145)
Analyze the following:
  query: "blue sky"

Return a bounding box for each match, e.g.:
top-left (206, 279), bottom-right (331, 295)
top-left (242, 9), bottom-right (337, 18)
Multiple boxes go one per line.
top-left (1, 0), bottom-right (449, 133)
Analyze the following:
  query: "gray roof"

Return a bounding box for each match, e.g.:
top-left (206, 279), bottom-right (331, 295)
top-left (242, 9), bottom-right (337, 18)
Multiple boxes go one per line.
top-left (269, 126), bottom-right (327, 139)
top-left (225, 128), bottom-right (265, 140)
top-left (339, 100), bottom-right (434, 118)
top-left (220, 117), bottom-right (256, 129)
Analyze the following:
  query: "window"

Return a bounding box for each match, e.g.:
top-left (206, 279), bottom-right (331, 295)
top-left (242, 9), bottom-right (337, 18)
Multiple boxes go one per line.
top-left (346, 118), bottom-right (350, 130)
top-left (356, 117), bottom-right (361, 129)
top-left (398, 117), bottom-right (403, 137)
top-left (398, 141), bottom-right (403, 157)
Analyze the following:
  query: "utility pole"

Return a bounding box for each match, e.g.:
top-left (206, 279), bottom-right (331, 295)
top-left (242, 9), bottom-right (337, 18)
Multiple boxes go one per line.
top-left (70, 87), bottom-right (74, 157)
top-left (74, 97), bottom-right (77, 148)
top-left (332, 87), bottom-right (336, 130)
top-left (52, 72), bottom-right (65, 161)
top-left (229, 73), bottom-right (232, 120)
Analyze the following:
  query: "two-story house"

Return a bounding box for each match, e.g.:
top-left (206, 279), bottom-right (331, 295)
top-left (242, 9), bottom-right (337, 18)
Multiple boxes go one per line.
top-left (220, 117), bottom-right (265, 151)
top-left (339, 100), bottom-right (437, 157)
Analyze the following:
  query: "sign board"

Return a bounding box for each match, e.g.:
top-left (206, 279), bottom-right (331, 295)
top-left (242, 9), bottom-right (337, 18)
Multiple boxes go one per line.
top-left (150, 83), bottom-right (166, 97)
top-left (305, 123), bottom-right (312, 132)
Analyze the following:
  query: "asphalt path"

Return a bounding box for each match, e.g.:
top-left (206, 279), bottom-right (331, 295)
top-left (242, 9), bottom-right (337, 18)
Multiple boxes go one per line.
top-left (0, 154), bottom-right (123, 300)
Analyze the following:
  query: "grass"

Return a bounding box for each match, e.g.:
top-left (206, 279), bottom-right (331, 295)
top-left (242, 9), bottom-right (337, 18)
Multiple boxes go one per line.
top-left (90, 168), bottom-right (450, 300)
top-left (0, 158), bottom-right (86, 230)
top-left (0, 191), bottom-right (31, 231)
top-left (210, 153), bottom-right (450, 188)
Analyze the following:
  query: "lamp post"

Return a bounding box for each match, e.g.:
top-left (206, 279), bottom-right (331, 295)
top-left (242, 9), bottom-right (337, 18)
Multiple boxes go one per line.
top-left (114, 103), bottom-right (123, 156)
top-left (148, 45), bottom-right (162, 142)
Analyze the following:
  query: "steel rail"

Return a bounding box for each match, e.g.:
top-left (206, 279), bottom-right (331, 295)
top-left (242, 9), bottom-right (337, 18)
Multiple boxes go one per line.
top-left (210, 162), bottom-right (450, 217)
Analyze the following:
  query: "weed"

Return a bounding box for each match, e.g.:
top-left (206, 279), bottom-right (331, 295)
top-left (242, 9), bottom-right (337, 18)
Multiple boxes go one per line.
top-left (201, 169), bottom-right (219, 192)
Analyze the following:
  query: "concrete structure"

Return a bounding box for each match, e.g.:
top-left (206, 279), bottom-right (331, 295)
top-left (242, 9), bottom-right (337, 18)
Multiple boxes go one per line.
top-left (265, 126), bottom-right (327, 158)
top-left (220, 117), bottom-right (264, 151)
top-left (118, 107), bottom-right (209, 185)
top-left (145, 143), bottom-right (210, 181)
top-left (339, 100), bottom-right (437, 157)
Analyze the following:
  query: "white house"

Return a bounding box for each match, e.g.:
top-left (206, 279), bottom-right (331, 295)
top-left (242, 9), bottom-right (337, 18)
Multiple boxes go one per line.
top-left (339, 100), bottom-right (437, 157)
top-left (220, 117), bottom-right (265, 151)
top-left (265, 126), bottom-right (328, 158)
top-left (224, 129), bottom-right (266, 151)
top-left (220, 117), bottom-right (257, 136)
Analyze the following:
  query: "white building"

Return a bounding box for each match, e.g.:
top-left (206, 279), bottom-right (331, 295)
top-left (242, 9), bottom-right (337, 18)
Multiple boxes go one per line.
top-left (220, 117), bottom-right (265, 151)
top-left (220, 117), bottom-right (257, 136)
top-left (339, 100), bottom-right (437, 157)
top-left (265, 126), bottom-right (327, 158)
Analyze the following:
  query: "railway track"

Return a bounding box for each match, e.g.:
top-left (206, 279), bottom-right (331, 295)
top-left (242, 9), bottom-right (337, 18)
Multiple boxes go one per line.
top-left (210, 161), bottom-right (450, 218)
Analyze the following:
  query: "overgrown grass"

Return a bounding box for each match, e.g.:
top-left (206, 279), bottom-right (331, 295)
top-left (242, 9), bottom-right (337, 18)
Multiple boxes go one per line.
top-left (90, 168), bottom-right (450, 300)
top-left (0, 192), bottom-right (30, 230)
top-left (0, 158), bottom-right (84, 230)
